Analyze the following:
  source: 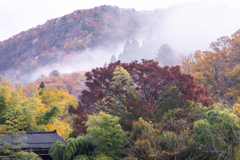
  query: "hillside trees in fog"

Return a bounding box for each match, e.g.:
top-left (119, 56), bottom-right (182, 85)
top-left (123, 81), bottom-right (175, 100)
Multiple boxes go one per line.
top-left (0, 5), bottom-right (162, 83)
top-left (155, 43), bottom-right (176, 66)
top-left (118, 38), bottom-right (177, 66)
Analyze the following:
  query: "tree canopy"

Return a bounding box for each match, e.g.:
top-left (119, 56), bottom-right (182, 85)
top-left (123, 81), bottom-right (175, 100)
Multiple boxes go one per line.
top-left (69, 59), bottom-right (212, 134)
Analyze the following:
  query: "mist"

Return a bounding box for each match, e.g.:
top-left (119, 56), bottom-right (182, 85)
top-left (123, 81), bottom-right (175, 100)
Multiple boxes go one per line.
top-left (3, 1), bottom-right (240, 85)
top-left (155, 1), bottom-right (240, 54)
top-left (115, 1), bottom-right (240, 64)
top-left (17, 45), bottom-right (124, 83)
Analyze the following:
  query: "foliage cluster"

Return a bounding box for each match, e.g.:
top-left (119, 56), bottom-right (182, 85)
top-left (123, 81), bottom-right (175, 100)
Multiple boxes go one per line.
top-left (23, 71), bottom-right (86, 97)
top-left (181, 29), bottom-right (240, 106)
top-left (0, 78), bottom-right (77, 139)
top-left (53, 60), bottom-right (240, 159)
top-left (69, 59), bottom-right (212, 134)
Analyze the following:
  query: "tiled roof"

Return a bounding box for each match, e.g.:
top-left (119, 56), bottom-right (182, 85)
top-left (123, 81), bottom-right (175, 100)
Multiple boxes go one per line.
top-left (0, 130), bottom-right (66, 149)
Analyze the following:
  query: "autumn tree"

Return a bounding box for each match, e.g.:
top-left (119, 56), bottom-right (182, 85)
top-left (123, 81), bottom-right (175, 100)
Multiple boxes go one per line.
top-left (39, 88), bottom-right (77, 138)
top-left (124, 102), bottom-right (209, 160)
top-left (69, 60), bottom-right (211, 134)
top-left (180, 30), bottom-right (240, 105)
top-left (0, 79), bottom-right (76, 139)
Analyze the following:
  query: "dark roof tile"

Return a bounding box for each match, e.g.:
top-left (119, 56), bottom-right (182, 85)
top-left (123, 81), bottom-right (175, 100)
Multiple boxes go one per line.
top-left (0, 130), bottom-right (66, 149)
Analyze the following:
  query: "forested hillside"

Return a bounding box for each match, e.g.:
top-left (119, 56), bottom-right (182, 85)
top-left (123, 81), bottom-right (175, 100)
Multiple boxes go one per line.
top-left (1, 1), bottom-right (240, 85)
top-left (0, 5), bottom-right (161, 83)
top-left (3, 2), bottom-right (240, 159)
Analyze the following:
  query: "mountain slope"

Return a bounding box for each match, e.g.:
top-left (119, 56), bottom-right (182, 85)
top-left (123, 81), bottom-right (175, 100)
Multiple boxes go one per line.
top-left (1, 2), bottom-right (240, 85)
top-left (0, 5), bottom-right (161, 83)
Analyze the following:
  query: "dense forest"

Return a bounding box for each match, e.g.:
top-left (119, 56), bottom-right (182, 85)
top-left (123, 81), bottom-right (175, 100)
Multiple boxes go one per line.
top-left (2, 2), bottom-right (240, 160)
top-left (0, 5), bottom-right (161, 83)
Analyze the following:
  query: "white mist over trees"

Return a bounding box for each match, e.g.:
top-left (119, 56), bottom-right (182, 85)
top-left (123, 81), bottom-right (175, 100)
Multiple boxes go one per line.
top-left (155, 44), bottom-right (176, 66)
top-left (1, 1), bottom-right (240, 84)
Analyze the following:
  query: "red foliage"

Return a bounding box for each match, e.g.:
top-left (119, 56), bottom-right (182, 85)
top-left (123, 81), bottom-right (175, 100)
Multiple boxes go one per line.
top-left (69, 60), bottom-right (212, 134)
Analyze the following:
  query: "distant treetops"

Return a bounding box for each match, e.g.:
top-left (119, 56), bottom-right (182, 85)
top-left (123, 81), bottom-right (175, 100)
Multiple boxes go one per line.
top-left (104, 38), bottom-right (177, 68)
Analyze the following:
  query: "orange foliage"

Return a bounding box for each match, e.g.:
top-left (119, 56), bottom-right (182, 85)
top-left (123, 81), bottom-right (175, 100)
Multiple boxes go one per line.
top-left (23, 71), bottom-right (86, 97)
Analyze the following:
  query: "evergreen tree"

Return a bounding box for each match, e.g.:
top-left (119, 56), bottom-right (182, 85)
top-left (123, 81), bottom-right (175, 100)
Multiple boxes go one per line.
top-left (103, 62), bottom-right (108, 68)
top-left (39, 81), bottom-right (45, 89)
top-left (118, 39), bottom-right (142, 63)
top-left (110, 55), bottom-right (116, 63)
top-left (155, 44), bottom-right (176, 66)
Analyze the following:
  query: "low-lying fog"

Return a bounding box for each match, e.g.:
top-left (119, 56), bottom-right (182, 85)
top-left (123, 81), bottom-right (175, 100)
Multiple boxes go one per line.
top-left (4, 1), bottom-right (240, 84)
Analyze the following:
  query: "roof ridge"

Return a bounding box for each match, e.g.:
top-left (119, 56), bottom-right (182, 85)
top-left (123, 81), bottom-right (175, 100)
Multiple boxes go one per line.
top-left (0, 130), bottom-right (57, 134)
top-left (25, 130), bottom-right (57, 134)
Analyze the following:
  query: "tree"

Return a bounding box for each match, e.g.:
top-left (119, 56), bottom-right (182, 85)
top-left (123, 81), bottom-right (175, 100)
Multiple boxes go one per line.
top-left (179, 30), bottom-right (240, 105)
top-left (38, 81), bottom-right (45, 89)
top-left (0, 79), bottom-right (75, 138)
top-left (103, 62), bottom-right (108, 68)
top-left (118, 39), bottom-right (140, 63)
top-left (39, 88), bottom-right (77, 138)
top-left (69, 60), bottom-right (212, 134)
top-left (0, 95), bottom-right (6, 114)
top-left (49, 70), bottom-right (60, 77)
top-left (193, 108), bottom-right (240, 159)
top-left (49, 136), bottom-right (96, 160)
top-left (11, 151), bottom-right (42, 160)
top-left (127, 117), bottom-right (163, 159)
top-left (36, 105), bottom-right (61, 125)
top-left (155, 44), bottom-right (176, 66)
top-left (110, 55), bottom-right (116, 63)
top-left (86, 111), bottom-right (126, 158)
top-left (98, 66), bottom-right (142, 130)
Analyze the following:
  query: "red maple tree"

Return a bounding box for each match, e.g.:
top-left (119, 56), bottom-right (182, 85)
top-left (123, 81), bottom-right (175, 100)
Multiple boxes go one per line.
top-left (69, 60), bottom-right (212, 134)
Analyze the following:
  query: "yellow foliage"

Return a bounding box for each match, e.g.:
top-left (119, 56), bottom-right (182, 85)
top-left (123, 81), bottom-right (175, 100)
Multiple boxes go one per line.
top-left (193, 72), bottom-right (206, 85)
top-left (45, 124), bottom-right (55, 131)
top-left (0, 78), bottom-right (13, 100)
top-left (37, 103), bottom-right (48, 112)
top-left (232, 103), bottom-right (240, 116)
top-left (0, 125), bottom-right (6, 132)
top-left (40, 88), bottom-right (77, 138)
top-left (45, 120), bottom-right (71, 139)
